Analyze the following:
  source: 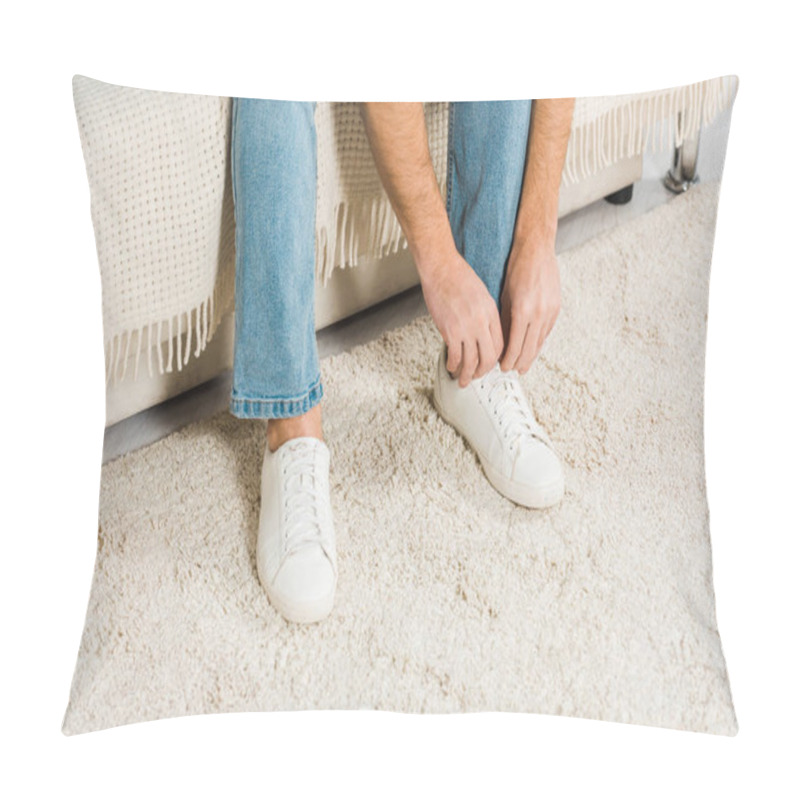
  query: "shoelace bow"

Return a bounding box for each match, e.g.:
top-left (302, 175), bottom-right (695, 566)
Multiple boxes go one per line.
top-left (481, 368), bottom-right (546, 453)
top-left (281, 441), bottom-right (330, 556)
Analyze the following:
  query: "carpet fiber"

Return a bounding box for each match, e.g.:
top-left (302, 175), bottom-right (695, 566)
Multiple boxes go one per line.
top-left (64, 180), bottom-right (737, 735)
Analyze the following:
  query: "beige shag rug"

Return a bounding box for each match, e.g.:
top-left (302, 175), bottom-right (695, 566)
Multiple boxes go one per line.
top-left (63, 181), bottom-right (737, 736)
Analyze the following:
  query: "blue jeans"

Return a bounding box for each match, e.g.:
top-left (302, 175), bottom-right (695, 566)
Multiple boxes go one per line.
top-left (229, 100), bottom-right (532, 420)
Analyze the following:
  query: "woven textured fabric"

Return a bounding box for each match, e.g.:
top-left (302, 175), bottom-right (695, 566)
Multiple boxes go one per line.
top-left (72, 76), bottom-right (738, 386)
top-left (73, 77), bottom-right (236, 385)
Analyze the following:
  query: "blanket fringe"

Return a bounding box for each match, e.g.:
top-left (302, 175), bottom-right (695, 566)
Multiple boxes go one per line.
top-left (315, 192), bottom-right (410, 286)
top-left (562, 75), bottom-right (738, 185)
top-left (104, 257), bottom-right (234, 387)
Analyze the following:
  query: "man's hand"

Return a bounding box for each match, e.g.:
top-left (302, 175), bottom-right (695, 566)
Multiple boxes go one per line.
top-left (499, 97), bottom-right (574, 374)
top-left (499, 239), bottom-right (561, 374)
top-left (418, 249), bottom-right (503, 387)
top-left (360, 102), bottom-right (503, 386)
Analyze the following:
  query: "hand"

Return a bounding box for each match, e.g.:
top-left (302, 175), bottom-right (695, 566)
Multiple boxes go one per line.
top-left (418, 249), bottom-right (504, 387)
top-left (499, 240), bottom-right (561, 374)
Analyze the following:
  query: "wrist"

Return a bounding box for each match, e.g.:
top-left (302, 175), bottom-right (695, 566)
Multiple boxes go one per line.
top-left (513, 193), bottom-right (559, 253)
top-left (410, 231), bottom-right (459, 280)
top-left (511, 223), bottom-right (557, 263)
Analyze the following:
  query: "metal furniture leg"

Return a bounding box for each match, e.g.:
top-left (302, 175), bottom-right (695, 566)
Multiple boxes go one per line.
top-left (664, 110), bottom-right (701, 193)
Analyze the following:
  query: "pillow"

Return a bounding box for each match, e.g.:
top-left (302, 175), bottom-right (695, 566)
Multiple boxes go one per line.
top-left (63, 75), bottom-right (739, 736)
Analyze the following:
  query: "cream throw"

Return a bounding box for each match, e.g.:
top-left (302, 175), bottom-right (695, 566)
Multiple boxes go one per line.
top-left (71, 75), bottom-right (738, 387)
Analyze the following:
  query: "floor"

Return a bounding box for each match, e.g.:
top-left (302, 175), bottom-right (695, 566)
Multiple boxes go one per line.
top-left (102, 109), bottom-right (733, 464)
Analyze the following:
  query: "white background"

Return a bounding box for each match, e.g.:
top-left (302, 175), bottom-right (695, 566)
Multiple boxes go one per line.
top-left (2, 1), bottom-right (797, 797)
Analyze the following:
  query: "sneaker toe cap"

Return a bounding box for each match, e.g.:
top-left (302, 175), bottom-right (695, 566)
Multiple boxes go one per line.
top-left (271, 546), bottom-right (337, 606)
top-left (512, 440), bottom-right (564, 490)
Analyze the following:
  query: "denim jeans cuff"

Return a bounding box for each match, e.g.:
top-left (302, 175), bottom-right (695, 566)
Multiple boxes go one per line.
top-left (229, 376), bottom-right (323, 419)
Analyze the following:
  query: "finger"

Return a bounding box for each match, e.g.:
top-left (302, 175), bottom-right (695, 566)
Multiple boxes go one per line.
top-left (536, 307), bottom-right (559, 360)
top-left (546, 307), bottom-right (560, 340)
top-left (459, 339), bottom-right (479, 387)
top-left (488, 308), bottom-right (504, 364)
top-left (518, 322), bottom-right (539, 374)
top-left (445, 338), bottom-right (462, 377)
top-left (476, 325), bottom-right (496, 379)
top-left (501, 314), bottom-right (528, 372)
top-left (535, 313), bottom-right (554, 360)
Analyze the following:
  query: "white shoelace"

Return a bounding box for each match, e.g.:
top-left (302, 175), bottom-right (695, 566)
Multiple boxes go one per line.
top-left (281, 441), bottom-right (330, 557)
top-left (479, 367), bottom-right (546, 454)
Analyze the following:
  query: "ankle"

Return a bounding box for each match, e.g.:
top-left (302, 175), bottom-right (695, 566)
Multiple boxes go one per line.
top-left (267, 406), bottom-right (323, 452)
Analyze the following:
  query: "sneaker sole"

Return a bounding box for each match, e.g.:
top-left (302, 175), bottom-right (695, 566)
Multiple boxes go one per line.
top-left (433, 373), bottom-right (565, 510)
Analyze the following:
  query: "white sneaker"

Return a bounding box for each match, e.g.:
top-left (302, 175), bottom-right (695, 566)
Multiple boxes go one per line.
top-left (257, 436), bottom-right (337, 623)
top-left (432, 343), bottom-right (565, 508)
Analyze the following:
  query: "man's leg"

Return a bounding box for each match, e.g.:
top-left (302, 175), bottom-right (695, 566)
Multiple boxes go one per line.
top-left (229, 98), bottom-right (323, 434)
top-left (228, 98), bottom-right (336, 624)
top-left (446, 100), bottom-right (532, 310)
